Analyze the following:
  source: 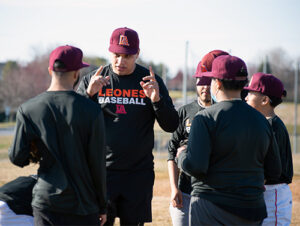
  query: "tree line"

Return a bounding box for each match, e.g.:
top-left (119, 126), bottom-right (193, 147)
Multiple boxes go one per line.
top-left (0, 47), bottom-right (299, 119)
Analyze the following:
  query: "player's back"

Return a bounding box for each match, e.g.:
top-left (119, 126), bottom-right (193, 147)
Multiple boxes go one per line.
top-left (12, 90), bottom-right (105, 215)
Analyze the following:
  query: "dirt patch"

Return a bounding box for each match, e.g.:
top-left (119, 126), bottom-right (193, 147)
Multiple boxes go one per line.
top-left (0, 155), bottom-right (299, 225)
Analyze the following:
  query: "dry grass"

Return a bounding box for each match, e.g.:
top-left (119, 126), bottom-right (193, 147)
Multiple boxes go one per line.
top-left (0, 154), bottom-right (300, 225)
top-left (275, 102), bottom-right (300, 126)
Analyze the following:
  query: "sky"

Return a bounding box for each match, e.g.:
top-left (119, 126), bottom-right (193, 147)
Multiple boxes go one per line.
top-left (0, 0), bottom-right (300, 76)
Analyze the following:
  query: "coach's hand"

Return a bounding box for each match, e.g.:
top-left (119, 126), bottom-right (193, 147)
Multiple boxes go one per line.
top-left (99, 214), bottom-right (107, 226)
top-left (87, 66), bottom-right (110, 97)
top-left (140, 66), bottom-right (160, 103)
top-left (171, 188), bottom-right (183, 208)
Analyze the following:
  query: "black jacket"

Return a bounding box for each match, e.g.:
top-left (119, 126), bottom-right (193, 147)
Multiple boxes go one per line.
top-left (178, 100), bottom-right (282, 221)
top-left (9, 91), bottom-right (107, 215)
top-left (77, 64), bottom-right (179, 171)
top-left (168, 100), bottom-right (204, 194)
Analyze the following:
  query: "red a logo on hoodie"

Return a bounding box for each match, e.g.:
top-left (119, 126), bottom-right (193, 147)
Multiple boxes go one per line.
top-left (116, 104), bottom-right (127, 114)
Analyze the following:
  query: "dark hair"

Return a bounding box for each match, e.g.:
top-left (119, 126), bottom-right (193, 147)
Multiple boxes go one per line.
top-left (53, 60), bottom-right (67, 72)
top-left (268, 90), bottom-right (287, 107)
top-left (218, 78), bottom-right (248, 91)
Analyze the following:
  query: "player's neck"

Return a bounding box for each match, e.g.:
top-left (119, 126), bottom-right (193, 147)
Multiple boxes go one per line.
top-left (217, 90), bottom-right (241, 101)
top-left (263, 107), bottom-right (276, 119)
top-left (48, 79), bottom-right (74, 91)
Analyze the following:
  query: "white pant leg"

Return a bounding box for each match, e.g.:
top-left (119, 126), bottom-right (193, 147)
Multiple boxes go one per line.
top-left (262, 184), bottom-right (292, 226)
top-left (0, 201), bottom-right (34, 226)
top-left (169, 192), bottom-right (191, 226)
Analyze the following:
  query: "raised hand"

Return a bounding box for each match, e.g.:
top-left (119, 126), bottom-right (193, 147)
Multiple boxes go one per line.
top-left (140, 66), bottom-right (160, 103)
top-left (86, 66), bottom-right (110, 97)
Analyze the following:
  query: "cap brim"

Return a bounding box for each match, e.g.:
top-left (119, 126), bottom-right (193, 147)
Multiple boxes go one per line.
top-left (109, 45), bottom-right (138, 55)
top-left (80, 62), bottom-right (90, 69)
top-left (197, 77), bottom-right (212, 86)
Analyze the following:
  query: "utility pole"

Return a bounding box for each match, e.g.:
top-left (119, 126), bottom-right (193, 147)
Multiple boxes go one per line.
top-left (294, 61), bottom-right (299, 154)
top-left (263, 55), bottom-right (268, 73)
top-left (183, 41), bottom-right (188, 105)
top-left (162, 64), bottom-right (167, 85)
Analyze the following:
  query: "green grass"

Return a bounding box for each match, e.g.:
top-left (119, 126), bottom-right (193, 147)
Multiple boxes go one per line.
top-left (0, 135), bottom-right (13, 151)
top-left (285, 124), bottom-right (300, 135)
top-left (0, 122), bottom-right (15, 128)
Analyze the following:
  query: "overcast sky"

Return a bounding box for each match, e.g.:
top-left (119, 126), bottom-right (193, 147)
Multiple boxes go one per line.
top-left (1, 0), bottom-right (299, 75)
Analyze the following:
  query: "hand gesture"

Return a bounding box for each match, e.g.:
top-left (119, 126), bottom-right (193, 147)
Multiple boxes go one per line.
top-left (87, 66), bottom-right (110, 97)
top-left (140, 66), bottom-right (160, 103)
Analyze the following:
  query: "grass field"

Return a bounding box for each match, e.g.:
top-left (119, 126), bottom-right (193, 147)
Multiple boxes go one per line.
top-left (0, 122), bottom-right (15, 129)
top-left (1, 100), bottom-right (300, 225)
top-left (0, 150), bottom-right (300, 225)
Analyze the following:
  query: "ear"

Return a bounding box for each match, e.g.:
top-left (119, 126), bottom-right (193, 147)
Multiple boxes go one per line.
top-left (135, 49), bottom-right (140, 59)
top-left (215, 79), bottom-right (222, 90)
top-left (48, 67), bottom-right (53, 76)
top-left (261, 95), bottom-right (270, 106)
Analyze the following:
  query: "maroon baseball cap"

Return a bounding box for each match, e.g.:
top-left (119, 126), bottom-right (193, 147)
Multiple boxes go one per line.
top-left (49, 45), bottom-right (89, 72)
top-left (244, 72), bottom-right (286, 98)
top-left (202, 55), bottom-right (248, 81)
top-left (193, 50), bottom-right (229, 78)
top-left (109, 27), bottom-right (139, 55)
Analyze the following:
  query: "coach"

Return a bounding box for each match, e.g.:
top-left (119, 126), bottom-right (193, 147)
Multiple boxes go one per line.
top-left (77, 27), bottom-right (179, 225)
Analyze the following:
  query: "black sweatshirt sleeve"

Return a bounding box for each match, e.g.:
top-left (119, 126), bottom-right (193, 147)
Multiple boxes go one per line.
top-left (264, 131), bottom-right (282, 183)
top-left (87, 109), bottom-right (107, 214)
top-left (167, 107), bottom-right (185, 161)
top-left (177, 114), bottom-right (211, 179)
top-left (272, 119), bottom-right (293, 183)
top-left (152, 76), bottom-right (179, 133)
top-left (9, 107), bottom-right (35, 167)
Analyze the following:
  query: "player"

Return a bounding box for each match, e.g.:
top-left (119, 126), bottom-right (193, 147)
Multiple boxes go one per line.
top-left (9, 45), bottom-right (107, 226)
top-left (77, 27), bottom-right (179, 225)
top-left (177, 55), bottom-right (282, 225)
top-left (167, 50), bottom-right (228, 226)
top-left (244, 72), bottom-right (293, 225)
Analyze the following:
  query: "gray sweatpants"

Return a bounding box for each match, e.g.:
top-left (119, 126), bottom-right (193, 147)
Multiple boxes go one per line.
top-left (190, 196), bottom-right (262, 226)
top-left (169, 192), bottom-right (191, 226)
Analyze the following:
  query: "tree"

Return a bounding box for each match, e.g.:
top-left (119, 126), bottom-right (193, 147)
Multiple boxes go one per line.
top-left (1, 61), bottom-right (19, 80)
top-left (0, 55), bottom-right (50, 111)
top-left (257, 56), bottom-right (272, 73)
top-left (83, 56), bottom-right (108, 68)
top-left (136, 58), bottom-right (169, 79)
top-left (252, 47), bottom-right (297, 101)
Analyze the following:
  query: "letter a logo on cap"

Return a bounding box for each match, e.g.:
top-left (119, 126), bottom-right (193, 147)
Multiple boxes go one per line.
top-left (119, 35), bottom-right (130, 46)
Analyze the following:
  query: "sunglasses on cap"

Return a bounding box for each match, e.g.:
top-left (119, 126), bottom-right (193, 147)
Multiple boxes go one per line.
top-left (201, 65), bottom-right (207, 72)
